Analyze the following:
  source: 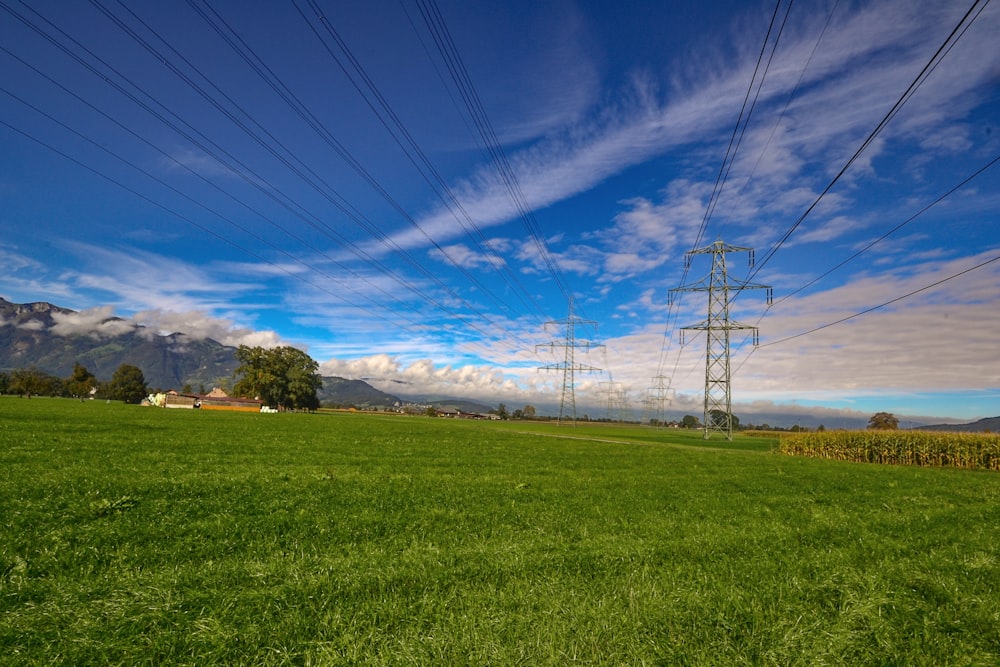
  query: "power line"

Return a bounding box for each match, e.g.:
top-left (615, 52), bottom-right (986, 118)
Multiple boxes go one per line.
top-left (653, 0), bottom-right (792, 389)
top-left (729, 150), bottom-right (1000, 375)
top-left (722, 0), bottom-right (996, 370)
top-left (3, 0), bottom-right (537, 352)
top-left (777, 153), bottom-right (1000, 306)
top-left (735, 0), bottom-right (841, 199)
top-left (641, 375), bottom-right (675, 428)
top-left (701, 0), bottom-right (795, 243)
top-left (0, 45), bottom-right (429, 319)
top-left (0, 110), bottom-right (529, 361)
top-left (748, 0), bottom-right (992, 283)
top-left (292, 0), bottom-right (548, 325)
top-left (733, 155), bottom-right (1000, 380)
top-left (413, 0), bottom-right (575, 306)
top-left (759, 253), bottom-right (1000, 348)
top-left (98, 0), bottom-right (520, 342)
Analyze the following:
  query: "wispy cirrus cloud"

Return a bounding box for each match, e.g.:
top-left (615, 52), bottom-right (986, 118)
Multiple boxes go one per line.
top-left (396, 0), bottom-right (999, 273)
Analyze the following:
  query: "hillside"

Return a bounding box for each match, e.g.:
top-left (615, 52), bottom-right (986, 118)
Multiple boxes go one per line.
top-left (0, 298), bottom-right (237, 390)
top-left (0, 298), bottom-right (398, 407)
top-left (917, 416), bottom-right (1000, 433)
top-left (317, 377), bottom-right (400, 409)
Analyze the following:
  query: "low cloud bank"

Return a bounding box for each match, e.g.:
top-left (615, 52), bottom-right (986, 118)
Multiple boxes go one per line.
top-left (41, 305), bottom-right (285, 349)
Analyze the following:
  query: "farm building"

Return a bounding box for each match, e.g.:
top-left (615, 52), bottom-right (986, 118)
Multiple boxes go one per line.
top-left (198, 387), bottom-right (263, 412)
top-left (146, 391), bottom-right (199, 409)
top-left (164, 392), bottom-right (198, 409)
top-left (147, 387), bottom-right (263, 412)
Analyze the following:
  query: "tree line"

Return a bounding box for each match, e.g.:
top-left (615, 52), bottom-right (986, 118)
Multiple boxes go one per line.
top-left (0, 363), bottom-right (148, 403)
top-left (1, 345), bottom-right (325, 410)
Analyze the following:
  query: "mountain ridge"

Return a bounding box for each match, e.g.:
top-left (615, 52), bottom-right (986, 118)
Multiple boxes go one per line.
top-left (915, 416), bottom-right (1000, 433)
top-left (0, 297), bottom-right (404, 407)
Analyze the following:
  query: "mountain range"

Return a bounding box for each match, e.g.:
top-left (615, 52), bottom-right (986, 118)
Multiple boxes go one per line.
top-left (0, 298), bottom-right (237, 390)
top-left (915, 417), bottom-right (1000, 433)
top-left (0, 297), bottom-right (409, 408)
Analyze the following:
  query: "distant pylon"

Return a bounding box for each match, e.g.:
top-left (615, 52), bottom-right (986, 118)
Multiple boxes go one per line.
top-left (669, 240), bottom-right (772, 440)
top-left (643, 375), bottom-right (675, 427)
top-left (537, 298), bottom-right (603, 425)
top-left (618, 387), bottom-right (633, 423)
top-left (600, 379), bottom-right (623, 421)
top-left (599, 380), bottom-right (632, 422)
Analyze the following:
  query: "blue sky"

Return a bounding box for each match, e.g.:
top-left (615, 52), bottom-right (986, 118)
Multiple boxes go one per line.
top-left (1, 0), bottom-right (998, 423)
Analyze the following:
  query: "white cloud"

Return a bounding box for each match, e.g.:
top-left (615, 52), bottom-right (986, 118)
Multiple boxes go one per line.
top-left (50, 306), bottom-right (134, 338)
top-left (130, 309), bottom-right (284, 348)
top-left (0, 245), bottom-right (45, 273)
top-left (16, 319), bottom-right (45, 331)
top-left (160, 147), bottom-right (241, 180)
top-left (382, 0), bottom-right (1000, 272)
top-left (428, 243), bottom-right (506, 270)
top-left (320, 352), bottom-right (565, 407)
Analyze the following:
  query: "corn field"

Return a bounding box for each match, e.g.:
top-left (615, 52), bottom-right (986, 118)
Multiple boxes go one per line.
top-left (776, 430), bottom-right (1000, 471)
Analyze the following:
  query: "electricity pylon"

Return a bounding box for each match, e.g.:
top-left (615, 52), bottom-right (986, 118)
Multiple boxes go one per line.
top-left (643, 374), bottom-right (675, 427)
top-left (537, 298), bottom-right (603, 425)
top-left (600, 379), bottom-right (620, 421)
top-left (618, 388), bottom-right (634, 423)
top-left (669, 240), bottom-right (771, 440)
top-left (601, 379), bottom-right (632, 422)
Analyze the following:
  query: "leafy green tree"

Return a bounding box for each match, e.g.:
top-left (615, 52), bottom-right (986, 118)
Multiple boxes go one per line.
top-left (495, 403), bottom-right (509, 420)
top-left (44, 376), bottom-right (66, 397)
top-left (522, 405), bottom-right (536, 419)
top-left (233, 345), bottom-right (322, 410)
top-left (680, 414), bottom-right (700, 429)
top-left (9, 367), bottom-right (48, 398)
top-left (868, 412), bottom-right (899, 430)
top-left (66, 363), bottom-right (98, 399)
top-left (107, 364), bottom-right (147, 404)
top-left (708, 409), bottom-right (740, 430)
top-left (0, 371), bottom-right (8, 394)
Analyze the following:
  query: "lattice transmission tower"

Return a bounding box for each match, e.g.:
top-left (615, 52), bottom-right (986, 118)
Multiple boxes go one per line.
top-left (537, 298), bottom-right (603, 425)
top-left (669, 240), bottom-right (772, 440)
top-left (600, 379), bottom-right (621, 422)
top-left (600, 379), bottom-right (633, 423)
top-left (642, 374), bottom-right (675, 427)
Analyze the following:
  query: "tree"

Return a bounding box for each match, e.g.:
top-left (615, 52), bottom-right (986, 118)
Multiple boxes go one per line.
top-left (495, 403), bottom-right (509, 420)
top-left (708, 409), bottom-right (740, 430)
top-left (681, 414), bottom-right (700, 429)
top-left (522, 405), bottom-right (536, 419)
top-left (233, 345), bottom-right (322, 410)
top-left (868, 412), bottom-right (899, 430)
top-left (107, 364), bottom-right (147, 403)
top-left (9, 367), bottom-right (48, 398)
top-left (66, 363), bottom-right (98, 399)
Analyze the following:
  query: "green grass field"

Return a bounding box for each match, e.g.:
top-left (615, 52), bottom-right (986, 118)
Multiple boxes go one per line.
top-left (1, 398), bottom-right (998, 665)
